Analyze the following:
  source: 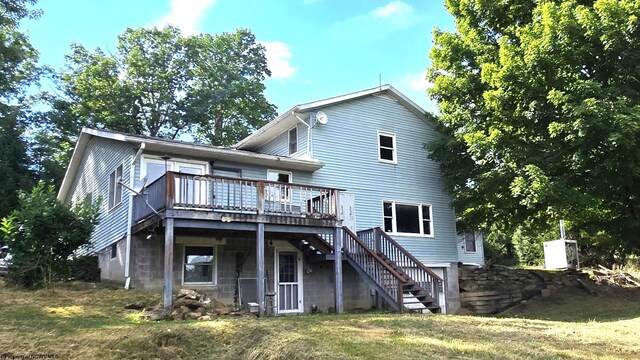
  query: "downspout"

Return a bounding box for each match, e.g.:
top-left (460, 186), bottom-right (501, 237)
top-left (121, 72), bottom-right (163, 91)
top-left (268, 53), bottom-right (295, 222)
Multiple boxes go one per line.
top-left (124, 142), bottom-right (145, 289)
top-left (293, 111), bottom-right (311, 158)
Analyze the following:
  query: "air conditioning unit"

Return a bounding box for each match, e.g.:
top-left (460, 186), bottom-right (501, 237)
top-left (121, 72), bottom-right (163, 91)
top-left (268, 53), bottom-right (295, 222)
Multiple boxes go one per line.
top-left (543, 239), bottom-right (579, 270)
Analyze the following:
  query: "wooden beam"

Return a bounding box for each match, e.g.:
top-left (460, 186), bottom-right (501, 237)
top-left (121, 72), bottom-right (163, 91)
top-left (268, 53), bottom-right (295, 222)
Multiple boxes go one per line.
top-left (256, 222), bottom-right (265, 316)
top-left (163, 217), bottom-right (174, 311)
top-left (333, 227), bottom-right (344, 314)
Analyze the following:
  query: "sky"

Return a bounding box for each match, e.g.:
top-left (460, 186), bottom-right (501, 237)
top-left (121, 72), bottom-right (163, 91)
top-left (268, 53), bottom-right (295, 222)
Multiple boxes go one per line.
top-left (22, 0), bottom-right (456, 115)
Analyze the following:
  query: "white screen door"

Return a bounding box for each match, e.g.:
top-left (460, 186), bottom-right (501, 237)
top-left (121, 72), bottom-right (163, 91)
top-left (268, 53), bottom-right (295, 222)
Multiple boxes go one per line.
top-left (276, 250), bottom-right (303, 313)
top-left (339, 193), bottom-right (356, 231)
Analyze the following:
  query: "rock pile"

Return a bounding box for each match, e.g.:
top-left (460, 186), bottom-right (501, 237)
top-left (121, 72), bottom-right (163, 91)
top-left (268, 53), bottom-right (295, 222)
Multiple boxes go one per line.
top-left (593, 265), bottom-right (640, 287)
top-left (126, 289), bottom-right (256, 321)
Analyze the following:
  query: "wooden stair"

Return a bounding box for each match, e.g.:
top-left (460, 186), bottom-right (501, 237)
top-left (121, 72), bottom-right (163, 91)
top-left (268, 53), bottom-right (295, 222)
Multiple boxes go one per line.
top-left (342, 227), bottom-right (443, 313)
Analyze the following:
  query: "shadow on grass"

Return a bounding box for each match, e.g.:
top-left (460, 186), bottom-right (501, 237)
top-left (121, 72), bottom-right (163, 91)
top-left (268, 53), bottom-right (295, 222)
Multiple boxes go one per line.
top-left (496, 287), bottom-right (640, 323)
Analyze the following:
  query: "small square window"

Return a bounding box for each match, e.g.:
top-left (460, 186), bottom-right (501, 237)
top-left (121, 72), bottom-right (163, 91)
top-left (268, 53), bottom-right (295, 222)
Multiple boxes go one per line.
top-left (378, 132), bottom-right (396, 163)
top-left (288, 127), bottom-right (298, 155)
top-left (110, 244), bottom-right (117, 259)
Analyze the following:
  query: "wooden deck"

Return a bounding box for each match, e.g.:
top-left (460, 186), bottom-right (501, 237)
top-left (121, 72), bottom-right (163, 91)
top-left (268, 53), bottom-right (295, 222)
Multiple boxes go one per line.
top-left (131, 172), bottom-right (342, 231)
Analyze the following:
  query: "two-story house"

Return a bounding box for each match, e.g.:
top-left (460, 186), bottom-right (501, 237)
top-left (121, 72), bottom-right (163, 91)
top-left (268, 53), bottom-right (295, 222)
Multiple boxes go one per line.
top-left (58, 85), bottom-right (484, 315)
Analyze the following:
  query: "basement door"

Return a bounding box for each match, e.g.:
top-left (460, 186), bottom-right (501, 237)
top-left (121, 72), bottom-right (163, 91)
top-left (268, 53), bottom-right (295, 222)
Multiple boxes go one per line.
top-left (275, 249), bottom-right (304, 314)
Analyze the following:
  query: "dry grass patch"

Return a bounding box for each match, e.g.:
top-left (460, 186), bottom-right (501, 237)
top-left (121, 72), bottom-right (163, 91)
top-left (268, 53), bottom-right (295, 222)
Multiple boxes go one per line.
top-left (0, 281), bottom-right (638, 359)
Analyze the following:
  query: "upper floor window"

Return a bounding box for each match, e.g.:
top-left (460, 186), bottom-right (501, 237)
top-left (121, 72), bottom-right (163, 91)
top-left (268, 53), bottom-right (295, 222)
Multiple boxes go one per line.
top-left (288, 127), bottom-right (298, 155)
top-left (383, 201), bottom-right (432, 236)
top-left (378, 131), bottom-right (396, 163)
top-left (464, 233), bottom-right (477, 253)
top-left (108, 164), bottom-right (123, 210)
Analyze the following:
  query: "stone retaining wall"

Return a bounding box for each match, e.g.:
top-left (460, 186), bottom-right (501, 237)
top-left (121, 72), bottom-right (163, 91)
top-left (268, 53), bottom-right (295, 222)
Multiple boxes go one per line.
top-left (458, 266), bottom-right (592, 314)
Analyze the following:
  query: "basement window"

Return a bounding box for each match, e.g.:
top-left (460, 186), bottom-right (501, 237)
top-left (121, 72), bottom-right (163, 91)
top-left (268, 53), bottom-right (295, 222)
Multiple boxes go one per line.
top-left (383, 201), bottom-right (433, 236)
top-left (183, 246), bottom-right (216, 285)
top-left (110, 244), bottom-right (117, 260)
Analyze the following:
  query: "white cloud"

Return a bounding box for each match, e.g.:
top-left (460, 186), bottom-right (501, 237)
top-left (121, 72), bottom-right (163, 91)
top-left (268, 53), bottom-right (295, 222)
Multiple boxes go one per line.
top-left (405, 69), bottom-right (433, 91)
top-left (259, 41), bottom-right (299, 81)
top-left (373, 1), bottom-right (413, 19)
top-left (330, 1), bottom-right (420, 41)
top-left (154, 0), bottom-right (216, 36)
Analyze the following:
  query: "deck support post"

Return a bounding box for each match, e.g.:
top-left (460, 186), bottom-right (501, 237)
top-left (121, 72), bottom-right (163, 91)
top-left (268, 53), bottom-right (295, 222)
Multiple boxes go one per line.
top-left (163, 217), bottom-right (174, 312)
top-left (333, 227), bottom-right (344, 314)
top-left (256, 222), bottom-right (265, 315)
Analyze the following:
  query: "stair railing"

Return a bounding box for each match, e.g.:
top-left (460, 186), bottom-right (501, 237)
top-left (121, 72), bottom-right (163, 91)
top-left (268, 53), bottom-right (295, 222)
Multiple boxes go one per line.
top-left (342, 226), bottom-right (406, 310)
top-left (358, 227), bottom-right (443, 305)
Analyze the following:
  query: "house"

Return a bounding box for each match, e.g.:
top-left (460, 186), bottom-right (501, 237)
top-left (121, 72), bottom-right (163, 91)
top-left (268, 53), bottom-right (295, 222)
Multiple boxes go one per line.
top-left (58, 85), bottom-right (482, 315)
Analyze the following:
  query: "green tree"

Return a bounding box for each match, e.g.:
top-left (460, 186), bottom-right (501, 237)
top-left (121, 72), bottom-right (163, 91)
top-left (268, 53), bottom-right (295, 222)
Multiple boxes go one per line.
top-left (427, 0), bottom-right (640, 261)
top-left (0, 0), bottom-right (40, 216)
top-left (0, 183), bottom-right (99, 288)
top-left (45, 26), bottom-right (276, 146)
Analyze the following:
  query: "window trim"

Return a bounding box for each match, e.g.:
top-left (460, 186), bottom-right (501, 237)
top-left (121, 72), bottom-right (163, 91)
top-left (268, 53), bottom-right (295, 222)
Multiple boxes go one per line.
top-left (266, 169), bottom-right (293, 183)
top-left (140, 155), bottom-right (209, 182)
top-left (382, 200), bottom-right (434, 237)
top-left (464, 232), bottom-right (477, 253)
top-left (108, 163), bottom-right (124, 211)
top-left (182, 244), bottom-right (218, 286)
top-left (288, 126), bottom-right (298, 155)
top-left (377, 131), bottom-right (397, 164)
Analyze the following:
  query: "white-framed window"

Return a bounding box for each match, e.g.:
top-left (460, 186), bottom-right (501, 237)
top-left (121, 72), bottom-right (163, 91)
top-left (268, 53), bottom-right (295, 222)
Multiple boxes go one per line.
top-left (183, 245), bottom-right (217, 285)
top-left (267, 169), bottom-right (293, 202)
top-left (464, 233), bottom-right (477, 253)
top-left (141, 157), bottom-right (173, 184)
top-left (378, 131), bottom-right (397, 163)
top-left (288, 127), bottom-right (298, 155)
top-left (383, 201), bottom-right (433, 236)
top-left (108, 164), bottom-right (123, 210)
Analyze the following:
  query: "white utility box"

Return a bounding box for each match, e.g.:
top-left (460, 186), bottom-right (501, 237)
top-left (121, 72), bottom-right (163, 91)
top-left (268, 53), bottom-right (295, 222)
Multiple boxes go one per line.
top-left (543, 239), bottom-right (579, 270)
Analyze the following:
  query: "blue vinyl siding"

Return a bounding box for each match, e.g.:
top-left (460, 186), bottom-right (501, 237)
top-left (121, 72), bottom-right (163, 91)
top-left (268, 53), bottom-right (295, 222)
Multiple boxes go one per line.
top-left (65, 137), bottom-right (135, 253)
top-left (256, 122), bottom-right (308, 158)
top-left (306, 95), bottom-right (459, 264)
top-left (457, 232), bottom-right (486, 265)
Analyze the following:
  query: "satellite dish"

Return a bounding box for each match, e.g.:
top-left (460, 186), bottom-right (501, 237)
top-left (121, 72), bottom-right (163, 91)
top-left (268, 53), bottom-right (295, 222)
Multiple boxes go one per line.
top-left (315, 111), bottom-right (328, 125)
top-left (133, 177), bottom-right (148, 193)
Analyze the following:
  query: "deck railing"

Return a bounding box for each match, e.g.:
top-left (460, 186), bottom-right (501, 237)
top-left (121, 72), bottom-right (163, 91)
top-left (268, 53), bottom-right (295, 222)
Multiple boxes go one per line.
top-left (358, 227), bottom-right (443, 305)
top-left (132, 172), bottom-right (341, 223)
top-left (342, 227), bottom-right (406, 310)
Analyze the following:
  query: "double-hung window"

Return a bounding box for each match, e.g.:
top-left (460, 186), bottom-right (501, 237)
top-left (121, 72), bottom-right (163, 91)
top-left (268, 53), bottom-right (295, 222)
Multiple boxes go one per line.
top-left (108, 164), bottom-right (123, 210)
top-left (378, 131), bottom-right (397, 163)
top-left (464, 233), bottom-right (477, 253)
top-left (288, 127), bottom-right (298, 155)
top-left (183, 246), bottom-right (216, 285)
top-left (383, 201), bottom-right (433, 236)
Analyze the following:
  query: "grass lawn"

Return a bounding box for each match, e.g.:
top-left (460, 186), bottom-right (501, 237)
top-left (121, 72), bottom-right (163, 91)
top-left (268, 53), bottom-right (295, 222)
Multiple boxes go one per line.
top-left (0, 280), bottom-right (638, 360)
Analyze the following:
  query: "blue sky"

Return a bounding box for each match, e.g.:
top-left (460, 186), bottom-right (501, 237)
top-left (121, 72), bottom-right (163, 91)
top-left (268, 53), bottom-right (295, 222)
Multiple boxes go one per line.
top-left (23, 0), bottom-right (455, 114)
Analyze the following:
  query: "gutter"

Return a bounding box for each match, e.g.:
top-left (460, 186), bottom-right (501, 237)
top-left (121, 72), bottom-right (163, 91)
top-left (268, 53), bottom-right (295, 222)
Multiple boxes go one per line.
top-left (124, 142), bottom-right (145, 288)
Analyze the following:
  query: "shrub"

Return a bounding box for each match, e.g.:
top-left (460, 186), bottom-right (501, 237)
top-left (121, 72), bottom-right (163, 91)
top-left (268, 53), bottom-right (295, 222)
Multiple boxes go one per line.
top-left (0, 183), bottom-right (99, 288)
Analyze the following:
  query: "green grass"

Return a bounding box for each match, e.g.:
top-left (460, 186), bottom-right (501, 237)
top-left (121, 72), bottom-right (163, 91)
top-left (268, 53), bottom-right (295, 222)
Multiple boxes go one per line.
top-left (0, 280), bottom-right (638, 360)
